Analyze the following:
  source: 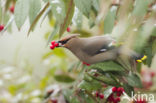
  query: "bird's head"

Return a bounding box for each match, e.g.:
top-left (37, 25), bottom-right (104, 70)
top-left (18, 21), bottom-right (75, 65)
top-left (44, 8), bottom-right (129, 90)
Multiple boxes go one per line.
top-left (57, 34), bottom-right (80, 48)
top-left (50, 34), bottom-right (80, 49)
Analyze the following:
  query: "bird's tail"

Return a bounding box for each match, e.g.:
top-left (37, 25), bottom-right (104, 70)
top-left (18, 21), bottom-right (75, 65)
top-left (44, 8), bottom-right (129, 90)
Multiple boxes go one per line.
top-left (135, 55), bottom-right (147, 63)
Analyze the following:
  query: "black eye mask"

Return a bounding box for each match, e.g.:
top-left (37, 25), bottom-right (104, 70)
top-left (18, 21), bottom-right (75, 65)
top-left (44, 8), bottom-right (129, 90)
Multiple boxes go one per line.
top-left (59, 39), bottom-right (69, 44)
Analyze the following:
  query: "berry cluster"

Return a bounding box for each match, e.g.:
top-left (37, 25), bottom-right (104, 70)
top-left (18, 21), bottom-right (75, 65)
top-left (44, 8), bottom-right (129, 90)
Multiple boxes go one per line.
top-left (95, 91), bottom-right (104, 99)
top-left (50, 41), bottom-right (59, 50)
top-left (134, 98), bottom-right (147, 103)
top-left (107, 87), bottom-right (125, 103)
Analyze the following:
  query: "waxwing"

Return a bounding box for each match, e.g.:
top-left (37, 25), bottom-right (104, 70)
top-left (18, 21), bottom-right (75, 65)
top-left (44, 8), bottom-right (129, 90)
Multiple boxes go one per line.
top-left (50, 34), bottom-right (147, 64)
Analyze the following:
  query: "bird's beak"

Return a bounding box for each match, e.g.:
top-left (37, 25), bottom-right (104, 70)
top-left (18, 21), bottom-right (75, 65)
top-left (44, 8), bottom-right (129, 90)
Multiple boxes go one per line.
top-left (56, 41), bottom-right (65, 47)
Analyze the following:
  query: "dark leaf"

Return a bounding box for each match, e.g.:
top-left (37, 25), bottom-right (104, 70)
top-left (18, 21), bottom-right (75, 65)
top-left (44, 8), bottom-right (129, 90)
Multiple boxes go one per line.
top-left (123, 83), bottom-right (134, 97)
top-left (88, 61), bottom-right (125, 72)
top-left (54, 74), bottom-right (75, 83)
top-left (126, 73), bottom-right (142, 88)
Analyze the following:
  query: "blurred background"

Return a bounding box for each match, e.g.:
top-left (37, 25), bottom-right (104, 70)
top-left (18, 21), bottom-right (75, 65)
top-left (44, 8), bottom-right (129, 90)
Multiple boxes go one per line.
top-left (0, 0), bottom-right (156, 103)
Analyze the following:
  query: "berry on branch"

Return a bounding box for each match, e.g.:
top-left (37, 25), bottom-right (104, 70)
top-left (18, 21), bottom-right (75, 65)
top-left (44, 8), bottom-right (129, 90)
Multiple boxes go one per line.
top-left (0, 25), bottom-right (4, 32)
top-left (10, 5), bottom-right (15, 13)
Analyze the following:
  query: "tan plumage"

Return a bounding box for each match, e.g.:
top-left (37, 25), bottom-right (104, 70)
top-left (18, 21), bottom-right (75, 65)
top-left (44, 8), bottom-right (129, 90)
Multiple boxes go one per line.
top-left (58, 34), bottom-right (119, 64)
top-left (56, 34), bottom-right (145, 64)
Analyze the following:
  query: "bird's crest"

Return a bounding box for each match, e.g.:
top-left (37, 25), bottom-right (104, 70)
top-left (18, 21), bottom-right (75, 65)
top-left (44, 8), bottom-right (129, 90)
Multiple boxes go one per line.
top-left (59, 34), bottom-right (80, 42)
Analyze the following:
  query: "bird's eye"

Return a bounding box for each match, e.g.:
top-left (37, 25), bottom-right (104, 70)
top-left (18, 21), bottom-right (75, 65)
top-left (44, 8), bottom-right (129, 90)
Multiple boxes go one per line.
top-left (59, 39), bottom-right (69, 44)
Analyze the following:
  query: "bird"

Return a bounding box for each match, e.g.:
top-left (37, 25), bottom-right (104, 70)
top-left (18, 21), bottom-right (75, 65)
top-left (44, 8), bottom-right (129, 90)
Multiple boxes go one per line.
top-left (50, 34), bottom-right (147, 65)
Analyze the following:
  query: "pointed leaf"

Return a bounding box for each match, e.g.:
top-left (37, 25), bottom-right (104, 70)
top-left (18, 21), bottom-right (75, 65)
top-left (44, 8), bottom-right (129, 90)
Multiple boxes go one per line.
top-left (1, 16), bottom-right (14, 33)
top-left (14, 0), bottom-right (29, 29)
top-left (104, 6), bottom-right (117, 34)
top-left (51, 0), bottom-right (66, 23)
top-left (123, 83), bottom-right (134, 97)
top-left (40, 6), bottom-right (52, 26)
top-left (59, 0), bottom-right (75, 37)
top-left (92, 0), bottom-right (100, 12)
top-left (28, 2), bottom-right (50, 35)
top-left (132, 0), bottom-right (151, 17)
top-left (126, 73), bottom-right (142, 88)
top-left (54, 73), bottom-right (75, 83)
top-left (29, 0), bottom-right (41, 24)
top-left (88, 61), bottom-right (125, 72)
top-left (74, 0), bottom-right (92, 17)
top-left (46, 24), bottom-right (59, 45)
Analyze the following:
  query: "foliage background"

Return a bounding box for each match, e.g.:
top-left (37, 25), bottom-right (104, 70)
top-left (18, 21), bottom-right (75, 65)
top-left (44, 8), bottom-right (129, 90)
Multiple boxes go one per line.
top-left (0, 0), bottom-right (156, 103)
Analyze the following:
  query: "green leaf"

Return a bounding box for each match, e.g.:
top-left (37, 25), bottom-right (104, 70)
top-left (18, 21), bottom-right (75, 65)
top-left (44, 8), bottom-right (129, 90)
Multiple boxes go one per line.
top-left (0, 7), bottom-right (2, 23)
top-left (78, 91), bottom-right (95, 103)
top-left (15, 0), bottom-right (29, 29)
top-left (132, 0), bottom-right (150, 17)
top-left (126, 73), bottom-right (142, 88)
top-left (2, 16), bottom-right (14, 33)
top-left (78, 80), bottom-right (102, 91)
top-left (123, 83), bottom-right (134, 97)
top-left (152, 40), bottom-right (156, 54)
top-left (88, 61), bottom-right (125, 72)
top-left (28, 2), bottom-right (50, 35)
top-left (144, 45), bottom-right (153, 67)
top-left (63, 89), bottom-right (80, 103)
top-left (103, 86), bottom-right (113, 98)
top-left (92, 0), bottom-right (99, 12)
top-left (72, 8), bottom-right (83, 29)
top-left (43, 0), bottom-right (49, 3)
top-left (46, 24), bottom-right (59, 45)
top-left (74, 0), bottom-right (92, 17)
top-left (59, 0), bottom-right (75, 37)
top-left (54, 73), bottom-right (75, 83)
top-left (86, 71), bottom-right (120, 86)
top-left (29, 0), bottom-right (41, 24)
top-left (40, 6), bottom-right (52, 26)
top-left (4, 0), bottom-right (12, 11)
top-left (51, 0), bottom-right (66, 23)
top-left (151, 27), bottom-right (156, 36)
top-left (104, 6), bottom-right (117, 34)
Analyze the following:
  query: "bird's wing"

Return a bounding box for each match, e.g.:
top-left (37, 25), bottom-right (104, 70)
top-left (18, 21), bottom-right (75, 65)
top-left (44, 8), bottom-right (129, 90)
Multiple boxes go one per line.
top-left (81, 35), bottom-right (116, 56)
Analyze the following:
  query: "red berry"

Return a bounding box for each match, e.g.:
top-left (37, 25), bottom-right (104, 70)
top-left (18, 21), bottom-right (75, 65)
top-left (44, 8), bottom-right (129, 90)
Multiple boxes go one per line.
top-left (117, 87), bottom-right (124, 92)
top-left (54, 43), bottom-right (59, 47)
top-left (67, 27), bottom-right (70, 32)
top-left (108, 94), bottom-right (114, 102)
top-left (135, 98), bottom-right (147, 103)
top-left (50, 45), bottom-right (55, 49)
top-left (150, 72), bottom-right (155, 77)
top-left (0, 25), bottom-right (4, 32)
top-left (116, 92), bottom-right (122, 97)
top-left (112, 87), bottom-right (117, 92)
top-left (115, 97), bottom-right (120, 102)
top-left (51, 41), bottom-right (56, 45)
top-left (120, 87), bottom-right (125, 92)
top-left (99, 93), bottom-right (104, 99)
top-left (83, 62), bottom-right (91, 66)
top-left (50, 99), bottom-right (57, 103)
top-left (95, 91), bottom-right (99, 97)
top-left (10, 5), bottom-right (14, 13)
top-left (94, 73), bottom-right (99, 77)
